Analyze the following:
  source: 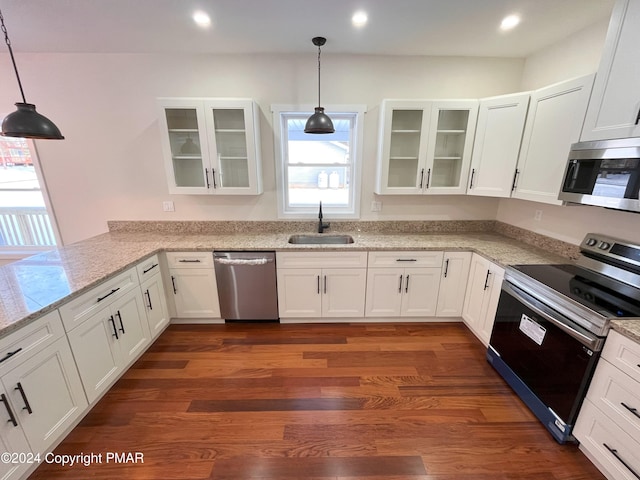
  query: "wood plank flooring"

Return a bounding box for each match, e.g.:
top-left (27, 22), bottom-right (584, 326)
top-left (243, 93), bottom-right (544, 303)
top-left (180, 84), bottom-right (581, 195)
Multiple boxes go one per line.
top-left (29, 322), bottom-right (605, 479)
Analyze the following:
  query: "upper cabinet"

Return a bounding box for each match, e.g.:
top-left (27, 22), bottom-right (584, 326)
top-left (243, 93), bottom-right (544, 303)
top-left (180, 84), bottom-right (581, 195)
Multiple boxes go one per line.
top-left (158, 98), bottom-right (263, 195)
top-left (513, 74), bottom-right (595, 205)
top-left (467, 93), bottom-right (530, 198)
top-left (375, 100), bottom-right (478, 195)
top-left (581, 0), bottom-right (640, 141)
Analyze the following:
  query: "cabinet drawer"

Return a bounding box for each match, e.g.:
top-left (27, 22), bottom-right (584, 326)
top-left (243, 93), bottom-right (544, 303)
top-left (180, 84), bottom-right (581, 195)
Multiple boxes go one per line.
top-left (136, 253), bottom-right (162, 282)
top-left (276, 251), bottom-right (368, 269)
top-left (575, 399), bottom-right (640, 480)
top-left (603, 330), bottom-right (640, 382)
top-left (368, 251), bottom-right (444, 268)
top-left (58, 267), bottom-right (139, 332)
top-left (166, 251), bottom-right (213, 268)
top-left (0, 310), bottom-right (65, 375)
top-left (588, 358), bottom-right (640, 440)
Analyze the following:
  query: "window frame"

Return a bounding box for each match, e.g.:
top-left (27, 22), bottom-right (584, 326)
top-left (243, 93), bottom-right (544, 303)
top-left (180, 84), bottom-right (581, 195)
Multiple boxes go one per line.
top-left (272, 104), bottom-right (365, 219)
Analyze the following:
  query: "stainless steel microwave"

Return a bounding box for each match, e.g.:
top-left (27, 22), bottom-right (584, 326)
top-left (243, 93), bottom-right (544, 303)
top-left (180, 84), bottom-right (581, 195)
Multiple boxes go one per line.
top-left (559, 138), bottom-right (640, 213)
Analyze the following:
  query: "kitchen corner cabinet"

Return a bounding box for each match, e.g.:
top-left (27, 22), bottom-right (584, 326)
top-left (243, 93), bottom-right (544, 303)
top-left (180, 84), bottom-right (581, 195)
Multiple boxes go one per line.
top-left (0, 310), bottom-right (87, 471)
top-left (166, 252), bottom-right (221, 320)
top-left (461, 253), bottom-right (504, 346)
top-left (512, 74), bottom-right (595, 205)
top-left (581, 0), bottom-right (640, 141)
top-left (467, 93), bottom-right (530, 198)
top-left (136, 255), bottom-right (170, 339)
top-left (375, 99), bottom-right (478, 195)
top-left (276, 252), bottom-right (368, 319)
top-left (435, 251), bottom-right (472, 317)
top-left (158, 98), bottom-right (263, 195)
top-left (365, 251), bottom-right (443, 318)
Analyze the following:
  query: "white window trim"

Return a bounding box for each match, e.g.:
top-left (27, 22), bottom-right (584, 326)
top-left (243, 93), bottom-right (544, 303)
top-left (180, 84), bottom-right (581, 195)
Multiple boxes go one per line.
top-left (271, 104), bottom-right (366, 219)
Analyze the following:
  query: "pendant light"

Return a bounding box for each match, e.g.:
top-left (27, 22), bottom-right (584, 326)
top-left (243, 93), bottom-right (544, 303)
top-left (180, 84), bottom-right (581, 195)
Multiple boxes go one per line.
top-left (304, 36), bottom-right (334, 134)
top-left (0, 9), bottom-right (64, 139)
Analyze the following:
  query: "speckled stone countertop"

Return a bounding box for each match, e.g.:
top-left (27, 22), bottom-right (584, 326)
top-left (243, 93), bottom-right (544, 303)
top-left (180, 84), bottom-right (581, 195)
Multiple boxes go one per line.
top-left (611, 319), bottom-right (640, 343)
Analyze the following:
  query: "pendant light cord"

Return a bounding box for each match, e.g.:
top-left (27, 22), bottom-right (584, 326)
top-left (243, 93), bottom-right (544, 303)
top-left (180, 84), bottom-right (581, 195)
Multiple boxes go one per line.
top-left (317, 44), bottom-right (321, 108)
top-left (0, 9), bottom-right (28, 104)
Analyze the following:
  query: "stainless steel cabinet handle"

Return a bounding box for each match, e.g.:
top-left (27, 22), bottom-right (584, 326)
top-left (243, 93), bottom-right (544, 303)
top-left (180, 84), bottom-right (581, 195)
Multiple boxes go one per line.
top-left (108, 315), bottom-right (119, 339)
top-left (14, 383), bottom-right (32, 414)
top-left (398, 275), bottom-right (403, 293)
top-left (0, 348), bottom-right (22, 364)
top-left (405, 274), bottom-right (410, 293)
top-left (621, 402), bottom-right (640, 419)
top-left (444, 259), bottom-right (450, 278)
top-left (603, 443), bottom-right (640, 479)
top-left (214, 258), bottom-right (269, 265)
top-left (1, 393), bottom-right (17, 427)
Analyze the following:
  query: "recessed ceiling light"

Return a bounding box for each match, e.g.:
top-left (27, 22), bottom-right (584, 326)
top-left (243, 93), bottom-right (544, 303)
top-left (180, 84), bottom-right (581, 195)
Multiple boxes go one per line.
top-left (352, 11), bottom-right (368, 28)
top-left (500, 14), bottom-right (520, 31)
top-left (193, 10), bottom-right (212, 28)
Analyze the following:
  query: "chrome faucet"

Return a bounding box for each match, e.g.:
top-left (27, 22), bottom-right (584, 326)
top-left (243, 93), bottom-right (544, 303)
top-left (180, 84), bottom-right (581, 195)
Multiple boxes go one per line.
top-left (318, 201), bottom-right (330, 233)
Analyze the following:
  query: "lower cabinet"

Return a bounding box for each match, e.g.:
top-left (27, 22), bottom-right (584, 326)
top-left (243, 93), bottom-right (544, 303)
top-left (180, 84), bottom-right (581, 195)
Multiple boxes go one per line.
top-left (365, 251), bottom-right (443, 318)
top-left (462, 253), bottom-right (504, 345)
top-left (435, 251), bottom-right (472, 317)
top-left (137, 255), bottom-right (170, 339)
top-left (277, 252), bottom-right (368, 319)
top-left (67, 289), bottom-right (151, 404)
top-left (166, 252), bottom-right (221, 319)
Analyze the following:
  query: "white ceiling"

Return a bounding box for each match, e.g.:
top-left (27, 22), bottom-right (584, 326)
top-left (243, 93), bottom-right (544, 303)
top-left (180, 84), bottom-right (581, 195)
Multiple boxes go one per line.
top-left (1, 0), bottom-right (615, 57)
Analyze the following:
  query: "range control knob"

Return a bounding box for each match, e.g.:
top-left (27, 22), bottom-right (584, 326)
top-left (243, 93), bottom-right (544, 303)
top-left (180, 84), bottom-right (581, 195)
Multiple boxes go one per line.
top-left (598, 242), bottom-right (611, 250)
top-left (586, 238), bottom-right (598, 247)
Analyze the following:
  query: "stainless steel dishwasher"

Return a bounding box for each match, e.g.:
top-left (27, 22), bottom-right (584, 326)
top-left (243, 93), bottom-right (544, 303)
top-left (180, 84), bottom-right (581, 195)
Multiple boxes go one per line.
top-left (213, 251), bottom-right (279, 321)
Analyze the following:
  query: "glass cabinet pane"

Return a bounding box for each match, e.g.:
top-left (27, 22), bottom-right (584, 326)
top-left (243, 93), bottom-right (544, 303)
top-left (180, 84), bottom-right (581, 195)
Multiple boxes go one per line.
top-left (387, 110), bottom-right (423, 188)
top-left (165, 108), bottom-right (205, 188)
top-left (431, 110), bottom-right (469, 188)
top-left (212, 108), bottom-right (250, 188)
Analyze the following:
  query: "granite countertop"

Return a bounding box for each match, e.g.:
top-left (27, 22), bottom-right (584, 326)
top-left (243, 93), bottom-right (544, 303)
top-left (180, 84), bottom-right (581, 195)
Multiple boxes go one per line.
top-left (610, 319), bottom-right (640, 344)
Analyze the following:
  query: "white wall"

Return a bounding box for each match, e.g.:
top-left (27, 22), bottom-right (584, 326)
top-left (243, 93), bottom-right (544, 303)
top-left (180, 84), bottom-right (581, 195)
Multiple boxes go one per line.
top-left (0, 53), bottom-right (524, 244)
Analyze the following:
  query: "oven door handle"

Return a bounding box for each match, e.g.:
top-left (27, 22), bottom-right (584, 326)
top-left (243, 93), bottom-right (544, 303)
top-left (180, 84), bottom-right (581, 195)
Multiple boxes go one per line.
top-left (502, 282), bottom-right (603, 351)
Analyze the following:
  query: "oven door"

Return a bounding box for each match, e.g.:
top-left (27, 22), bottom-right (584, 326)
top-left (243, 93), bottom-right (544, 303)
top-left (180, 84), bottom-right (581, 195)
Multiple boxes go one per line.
top-left (488, 280), bottom-right (603, 443)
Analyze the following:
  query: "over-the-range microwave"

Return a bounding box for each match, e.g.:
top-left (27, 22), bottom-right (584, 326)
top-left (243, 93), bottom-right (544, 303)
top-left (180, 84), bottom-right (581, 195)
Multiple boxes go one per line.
top-left (559, 137), bottom-right (640, 213)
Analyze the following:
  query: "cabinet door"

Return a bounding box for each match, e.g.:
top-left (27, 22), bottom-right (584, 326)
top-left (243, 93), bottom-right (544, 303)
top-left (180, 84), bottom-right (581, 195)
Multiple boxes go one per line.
top-left (581, 0), bottom-right (640, 141)
top-left (513, 74), bottom-right (595, 205)
top-left (276, 268), bottom-right (322, 318)
top-left (321, 269), bottom-right (367, 318)
top-left (170, 269), bottom-right (221, 318)
top-left (0, 391), bottom-right (31, 480)
top-left (375, 101), bottom-right (431, 194)
top-left (112, 289), bottom-right (151, 368)
top-left (476, 266), bottom-right (504, 346)
top-left (364, 268), bottom-right (403, 317)
top-left (468, 93), bottom-right (530, 198)
top-left (67, 307), bottom-right (121, 404)
top-left (2, 338), bottom-right (87, 453)
top-left (140, 274), bottom-right (170, 339)
top-left (205, 99), bottom-right (263, 195)
top-left (158, 98), bottom-right (211, 195)
top-left (425, 101), bottom-right (479, 194)
top-left (462, 254), bottom-right (491, 333)
top-left (400, 268), bottom-right (441, 317)
top-left (436, 252), bottom-right (472, 317)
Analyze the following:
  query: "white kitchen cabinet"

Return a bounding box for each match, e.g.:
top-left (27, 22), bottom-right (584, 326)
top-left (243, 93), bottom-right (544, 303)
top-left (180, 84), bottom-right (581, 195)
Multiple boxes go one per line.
top-left (137, 255), bottom-right (170, 339)
top-left (436, 251), bottom-right (472, 317)
top-left (462, 253), bottom-right (504, 345)
top-left (467, 93), bottom-right (530, 198)
top-left (375, 100), bottom-right (478, 195)
top-left (158, 97), bottom-right (263, 195)
top-left (365, 251), bottom-right (443, 318)
top-left (67, 289), bottom-right (151, 404)
top-left (581, 0), bottom-right (640, 141)
top-left (166, 252), bottom-right (221, 320)
top-left (575, 330), bottom-right (640, 480)
top-left (0, 311), bottom-right (87, 463)
top-left (512, 74), bottom-right (595, 205)
top-left (276, 252), bottom-right (368, 319)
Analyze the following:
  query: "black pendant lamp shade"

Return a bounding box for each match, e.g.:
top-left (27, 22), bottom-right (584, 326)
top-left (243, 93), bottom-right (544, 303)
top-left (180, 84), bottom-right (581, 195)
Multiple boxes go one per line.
top-left (0, 9), bottom-right (64, 139)
top-left (304, 37), bottom-right (334, 134)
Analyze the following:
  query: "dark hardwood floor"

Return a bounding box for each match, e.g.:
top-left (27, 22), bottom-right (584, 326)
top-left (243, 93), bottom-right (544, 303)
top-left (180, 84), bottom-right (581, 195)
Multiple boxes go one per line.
top-left (30, 322), bottom-right (605, 479)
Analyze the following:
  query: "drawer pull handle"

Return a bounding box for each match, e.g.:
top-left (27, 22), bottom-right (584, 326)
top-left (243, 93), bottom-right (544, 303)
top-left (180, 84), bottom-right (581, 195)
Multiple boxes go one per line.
top-left (1, 393), bottom-right (18, 427)
top-left (0, 348), bottom-right (22, 364)
top-left (14, 383), bottom-right (32, 414)
top-left (396, 259), bottom-right (417, 262)
top-left (108, 315), bottom-right (119, 340)
top-left (97, 287), bottom-right (120, 303)
top-left (621, 402), bottom-right (640, 419)
top-left (178, 259), bottom-right (202, 263)
top-left (603, 443), bottom-right (640, 480)
top-left (142, 263), bottom-right (159, 274)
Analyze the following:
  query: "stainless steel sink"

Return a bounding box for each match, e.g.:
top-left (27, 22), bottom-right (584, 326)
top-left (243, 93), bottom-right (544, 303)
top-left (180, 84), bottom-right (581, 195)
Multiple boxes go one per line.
top-left (288, 234), bottom-right (354, 245)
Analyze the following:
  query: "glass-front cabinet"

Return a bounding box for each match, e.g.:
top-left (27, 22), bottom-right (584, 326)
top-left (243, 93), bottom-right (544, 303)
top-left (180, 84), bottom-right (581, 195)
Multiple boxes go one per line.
top-left (375, 100), bottom-right (478, 195)
top-left (158, 98), bottom-right (262, 195)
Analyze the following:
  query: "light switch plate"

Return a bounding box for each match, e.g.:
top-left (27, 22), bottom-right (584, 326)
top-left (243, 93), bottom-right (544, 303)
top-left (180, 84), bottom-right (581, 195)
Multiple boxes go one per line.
top-left (162, 201), bottom-right (175, 212)
top-left (371, 201), bottom-right (382, 212)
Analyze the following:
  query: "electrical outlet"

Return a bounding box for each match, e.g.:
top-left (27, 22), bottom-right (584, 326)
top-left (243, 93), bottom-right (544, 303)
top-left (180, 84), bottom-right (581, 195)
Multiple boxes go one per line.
top-left (162, 201), bottom-right (175, 212)
top-left (534, 210), bottom-right (543, 221)
top-left (371, 201), bottom-right (382, 212)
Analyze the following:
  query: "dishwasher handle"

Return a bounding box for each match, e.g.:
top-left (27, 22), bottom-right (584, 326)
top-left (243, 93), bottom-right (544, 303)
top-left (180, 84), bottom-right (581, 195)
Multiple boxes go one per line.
top-left (214, 257), bottom-right (271, 266)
